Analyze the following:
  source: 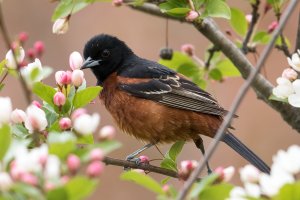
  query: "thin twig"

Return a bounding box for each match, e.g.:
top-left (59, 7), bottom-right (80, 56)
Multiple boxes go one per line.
top-left (295, 12), bottom-right (300, 52)
top-left (242, 0), bottom-right (260, 54)
top-left (275, 33), bottom-right (290, 56)
top-left (0, 2), bottom-right (32, 104)
top-left (127, 2), bottom-right (300, 133)
top-left (0, 71), bottom-right (8, 84)
top-left (177, 1), bottom-right (298, 199)
top-left (103, 156), bottom-right (179, 178)
top-left (205, 45), bottom-right (220, 69)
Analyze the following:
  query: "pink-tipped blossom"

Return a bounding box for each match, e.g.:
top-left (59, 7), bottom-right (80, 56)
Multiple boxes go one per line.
top-left (139, 155), bottom-right (150, 164)
top-left (282, 68), bottom-right (298, 81)
top-left (19, 32), bottom-right (28, 43)
top-left (112, 0), bottom-right (123, 7)
top-left (98, 125), bottom-right (116, 140)
top-left (5, 47), bottom-right (25, 69)
top-left (162, 184), bottom-right (170, 193)
top-left (24, 105), bottom-right (48, 133)
top-left (86, 161), bottom-right (104, 178)
top-left (69, 51), bottom-right (83, 70)
top-left (11, 109), bottom-right (26, 124)
top-left (67, 154), bottom-right (81, 173)
top-left (185, 11), bottom-right (199, 22)
top-left (59, 117), bottom-right (71, 130)
top-left (71, 69), bottom-right (85, 87)
top-left (181, 44), bottom-right (195, 57)
top-left (71, 108), bottom-right (87, 121)
top-left (245, 14), bottom-right (252, 24)
top-left (32, 100), bottom-right (42, 108)
top-left (55, 70), bottom-right (72, 86)
top-left (89, 148), bottom-right (104, 161)
top-left (52, 17), bottom-right (69, 35)
top-left (268, 21), bottom-right (278, 34)
top-left (20, 173), bottom-right (38, 186)
top-left (73, 113), bottom-right (100, 135)
top-left (53, 92), bottom-right (66, 106)
top-left (34, 41), bottom-right (45, 55)
top-left (215, 166), bottom-right (235, 182)
top-left (180, 160), bottom-right (198, 174)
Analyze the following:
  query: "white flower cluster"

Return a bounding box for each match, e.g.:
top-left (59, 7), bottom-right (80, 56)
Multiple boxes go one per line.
top-left (272, 50), bottom-right (300, 107)
top-left (227, 145), bottom-right (300, 200)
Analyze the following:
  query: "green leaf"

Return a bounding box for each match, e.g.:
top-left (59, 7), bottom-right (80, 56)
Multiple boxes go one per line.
top-left (230, 8), bottom-right (248, 36)
top-left (48, 120), bottom-right (60, 132)
top-left (12, 183), bottom-right (43, 199)
top-left (52, 0), bottom-right (89, 21)
top-left (199, 183), bottom-right (233, 199)
top-left (32, 82), bottom-right (56, 106)
top-left (215, 59), bottom-right (241, 77)
top-left (121, 171), bottom-right (164, 195)
top-left (0, 83), bottom-right (5, 92)
top-left (159, 0), bottom-right (189, 17)
top-left (269, 94), bottom-right (288, 103)
top-left (274, 181), bottom-right (300, 200)
top-left (204, 0), bottom-right (231, 19)
top-left (168, 141), bottom-right (185, 161)
top-left (160, 157), bottom-right (177, 171)
top-left (165, 8), bottom-right (190, 17)
top-left (65, 176), bottom-right (98, 200)
top-left (0, 124), bottom-right (11, 161)
top-left (48, 132), bottom-right (76, 159)
top-left (253, 31), bottom-right (271, 45)
top-left (77, 134), bottom-right (94, 145)
top-left (47, 187), bottom-right (68, 200)
top-left (209, 68), bottom-right (223, 81)
top-left (94, 140), bottom-right (122, 154)
top-left (189, 173), bottom-right (219, 198)
top-left (73, 86), bottom-right (102, 109)
top-left (11, 124), bottom-right (29, 139)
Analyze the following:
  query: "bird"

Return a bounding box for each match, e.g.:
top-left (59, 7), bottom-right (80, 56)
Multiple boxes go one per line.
top-left (81, 34), bottom-right (270, 174)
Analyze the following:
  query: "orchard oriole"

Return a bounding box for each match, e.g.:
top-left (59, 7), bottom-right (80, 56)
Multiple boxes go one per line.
top-left (81, 34), bottom-right (270, 174)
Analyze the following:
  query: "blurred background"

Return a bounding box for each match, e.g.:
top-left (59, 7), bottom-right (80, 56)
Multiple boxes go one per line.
top-left (1, 0), bottom-right (299, 199)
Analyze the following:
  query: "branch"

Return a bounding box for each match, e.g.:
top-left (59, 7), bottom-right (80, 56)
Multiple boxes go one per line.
top-left (103, 156), bottom-right (179, 178)
top-left (242, 0), bottom-right (260, 54)
top-left (0, 2), bottom-right (32, 104)
top-left (177, 1), bottom-right (298, 198)
top-left (127, 2), bottom-right (300, 133)
top-left (205, 45), bottom-right (220, 69)
top-left (275, 33), bottom-right (291, 57)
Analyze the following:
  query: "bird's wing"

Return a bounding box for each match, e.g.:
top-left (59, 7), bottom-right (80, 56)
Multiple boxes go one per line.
top-left (118, 74), bottom-right (227, 117)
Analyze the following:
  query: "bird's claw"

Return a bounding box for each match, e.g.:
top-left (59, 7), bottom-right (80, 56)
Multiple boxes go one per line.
top-left (124, 156), bottom-right (142, 170)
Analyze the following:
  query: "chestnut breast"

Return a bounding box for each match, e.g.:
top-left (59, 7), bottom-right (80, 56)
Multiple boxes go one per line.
top-left (100, 73), bottom-right (222, 143)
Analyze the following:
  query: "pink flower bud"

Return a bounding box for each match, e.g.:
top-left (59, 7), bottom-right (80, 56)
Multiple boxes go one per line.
top-left (98, 125), bottom-right (116, 140)
top-left (34, 41), bottom-right (45, 55)
top-left (20, 173), bottom-right (38, 186)
top-left (268, 21), bottom-right (278, 33)
top-left (11, 109), bottom-right (26, 124)
top-left (18, 32), bottom-right (28, 43)
top-left (27, 48), bottom-right (35, 60)
top-left (138, 155), bottom-right (150, 164)
top-left (71, 70), bottom-right (85, 87)
top-left (180, 160), bottom-right (198, 174)
top-left (71, 108), bottom-right (87, 121)
top-left (0, 172), bottom-right (13, 191)
top-left (214, 166), bottom-right (235, 182)
top-left (59, 117), bottom-right (71, 130)
top-left (245, 14), bottom-right (252, 24)
top-left (185, 11), bottom-right (199, 22)
top-left (55, 70), bottom-right (72, 85)
top-left (69, 51), bottom-right (83, 70)
top-left (181, 44), bottom-right (195, 57)
top-left (44, 182), bottom-right (55, 191)
top-left (53, 92), bottom-right (66, 106)
top-left (282, 68), bottom-right (298, 81)
top-left (112, 0), bottom-right (123, 7)
top-left (162, 184), bottom-right (170, 193)
top-left (61, 176), bottom-right (70, 184)
top-left (86, 161), bottom-right (104, 178)
top-left (89, 148), bottom-right (104, 161)
top-left (32, 100), bottom-right (42, 108)
top-left (52, 17), bottom-right (69, 35)
top-left (67, 154), bottom-right (81, 173)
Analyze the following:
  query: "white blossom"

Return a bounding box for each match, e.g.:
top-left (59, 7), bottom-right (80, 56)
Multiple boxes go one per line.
top-left (44, 155), bottom-right (61, 180)
top-left (239, 164), bottom-right (260, 183)
top-left (21, 58), bottom-right (44, 86)
top-left (272, 77), bottom-right (294, 99)
top-left (287, 51), bottom-right (300, 72)
top-left (0, 97), bottom-right (12, 125)
top-left (24, 105), bottom-right (48, 133)
top-left (5, 47), bottom-right (25, 69)
top-left (0, 172), bottom-right (13, 191)
top-left (73, 113), bottom-right (100, 135)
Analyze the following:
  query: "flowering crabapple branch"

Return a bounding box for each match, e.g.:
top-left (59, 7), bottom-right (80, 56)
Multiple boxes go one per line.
top-left (0, 2), bottom-right (32, 104)
top-left (177, 1), bottom-right (298, 199)
top-left (125, 1), bottom-right (300, 133)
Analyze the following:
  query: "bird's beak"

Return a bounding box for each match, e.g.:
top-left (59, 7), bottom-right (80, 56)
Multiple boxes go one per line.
top-left (81, 57), bottom-right (102, 69)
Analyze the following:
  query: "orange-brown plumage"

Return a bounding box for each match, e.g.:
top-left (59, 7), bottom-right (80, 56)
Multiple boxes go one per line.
top-left (101, 73), bottom-right (222, 143)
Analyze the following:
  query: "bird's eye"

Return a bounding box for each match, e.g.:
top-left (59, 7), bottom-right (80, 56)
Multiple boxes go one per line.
top-left (101, 49), bottom-right (110, 58)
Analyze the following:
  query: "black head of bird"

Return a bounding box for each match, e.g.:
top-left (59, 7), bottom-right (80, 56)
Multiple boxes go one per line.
top-left (82, 34), bottom-right (133, 85)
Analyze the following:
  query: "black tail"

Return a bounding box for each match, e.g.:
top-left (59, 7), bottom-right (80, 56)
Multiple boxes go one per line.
top-left (222, 132), bottom-right (270, 174)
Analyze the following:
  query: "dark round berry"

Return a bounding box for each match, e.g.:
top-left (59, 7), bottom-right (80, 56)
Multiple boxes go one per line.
top-left (160, 48), bottom-right (173, 60)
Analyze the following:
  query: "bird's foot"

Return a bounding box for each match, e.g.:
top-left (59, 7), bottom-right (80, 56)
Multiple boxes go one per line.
top-left (124, 155), bottom-right (142, 170)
